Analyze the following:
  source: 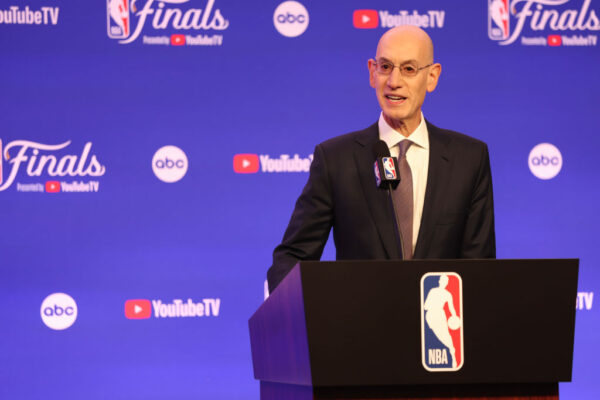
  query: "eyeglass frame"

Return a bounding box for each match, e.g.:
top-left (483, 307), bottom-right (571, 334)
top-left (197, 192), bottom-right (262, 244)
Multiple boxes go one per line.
top-left (371, 59), bottom-right (434, 78)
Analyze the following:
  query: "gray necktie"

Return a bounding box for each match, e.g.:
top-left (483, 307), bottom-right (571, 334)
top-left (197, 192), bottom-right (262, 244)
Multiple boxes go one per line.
top-left (392, 140), bottom-right (413, 260)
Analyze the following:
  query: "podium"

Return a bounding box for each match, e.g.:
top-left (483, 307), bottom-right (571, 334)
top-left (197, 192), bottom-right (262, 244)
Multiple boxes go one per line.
top-left (248, 259), bottom-right (578, 400)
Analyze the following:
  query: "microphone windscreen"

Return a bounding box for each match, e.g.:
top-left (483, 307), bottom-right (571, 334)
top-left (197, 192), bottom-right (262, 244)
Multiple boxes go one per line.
top-left (372, 140), bottom-right (391, 159)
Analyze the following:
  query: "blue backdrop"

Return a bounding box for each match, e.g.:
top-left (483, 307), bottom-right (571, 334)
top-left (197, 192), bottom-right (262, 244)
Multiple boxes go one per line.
top-left (1, 0), bottom-right (598, 398)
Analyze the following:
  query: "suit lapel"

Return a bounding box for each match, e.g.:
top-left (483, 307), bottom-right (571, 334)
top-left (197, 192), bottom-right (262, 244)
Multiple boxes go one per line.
top-left (354, 123), bottom-right (402, 259)
top-left (414, 121), bottom-right (451, 258)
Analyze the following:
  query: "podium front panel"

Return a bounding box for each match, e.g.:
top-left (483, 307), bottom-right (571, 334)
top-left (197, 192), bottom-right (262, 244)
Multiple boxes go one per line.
top-left (296, 259), bottom-right (578, 386)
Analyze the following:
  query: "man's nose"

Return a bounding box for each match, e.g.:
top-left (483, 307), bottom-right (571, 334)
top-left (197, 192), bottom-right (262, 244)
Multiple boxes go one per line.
top-left (386, 66), bottom-right (405, 88)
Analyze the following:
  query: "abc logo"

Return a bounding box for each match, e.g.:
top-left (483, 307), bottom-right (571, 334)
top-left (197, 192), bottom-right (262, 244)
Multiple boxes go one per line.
top-left (528, 143), bottom-right (562, 180)
top-left (276, 13), bottom-right (306, 23)
top-left (40, 293), bottom-right (78, 330)
top-left (152, 145), bottom-right (188, 183)
top-left (273, 1), bottom-right (309, 37)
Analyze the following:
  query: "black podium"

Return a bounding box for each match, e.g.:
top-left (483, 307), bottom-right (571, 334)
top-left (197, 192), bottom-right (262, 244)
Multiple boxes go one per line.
top-left (248, 259), bottom-right (578, 400)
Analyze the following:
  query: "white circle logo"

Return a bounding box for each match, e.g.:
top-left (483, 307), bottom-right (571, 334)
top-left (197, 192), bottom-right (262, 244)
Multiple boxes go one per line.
top-left (528, 143), bottom-right (562, 180)
top-left (40, 293), bottom-right (78, 330)
top-left (152, 145), bottom-right (188, 183)
top-left (273, 1), bottom-right (309, 37)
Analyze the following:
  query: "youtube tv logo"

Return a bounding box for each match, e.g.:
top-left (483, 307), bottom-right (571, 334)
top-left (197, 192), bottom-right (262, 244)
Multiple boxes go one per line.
top-left (125, 299), bottom-right (152, 319)
top-left (233, 153), bottom-right (259, 174)
top-left (45, 181), bottom-right (60, 193)
top-left (171, 34), bottom-right (186, 46)
top-left (353, 10), bottom-right (378, 29)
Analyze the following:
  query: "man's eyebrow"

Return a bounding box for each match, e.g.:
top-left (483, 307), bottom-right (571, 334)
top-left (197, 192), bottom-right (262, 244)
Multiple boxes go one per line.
top-left (377, 57), bottom-right (419, 64)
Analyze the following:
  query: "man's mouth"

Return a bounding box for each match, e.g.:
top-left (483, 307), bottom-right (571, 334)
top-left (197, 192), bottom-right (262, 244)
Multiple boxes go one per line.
top-left (385, 95), bottom-right (406, 103)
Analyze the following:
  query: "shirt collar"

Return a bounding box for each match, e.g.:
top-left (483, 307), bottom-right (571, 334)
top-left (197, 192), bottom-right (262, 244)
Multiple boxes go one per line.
top-left (378, 112), bottom-right (429, 150)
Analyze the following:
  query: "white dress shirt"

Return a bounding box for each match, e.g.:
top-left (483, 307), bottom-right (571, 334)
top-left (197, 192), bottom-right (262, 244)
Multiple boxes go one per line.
top-left (378, 113), bottom-right (430, 253)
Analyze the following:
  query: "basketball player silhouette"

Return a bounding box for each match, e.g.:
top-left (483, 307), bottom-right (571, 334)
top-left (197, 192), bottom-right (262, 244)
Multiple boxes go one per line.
top-left (424, 274), bottom-right (460, 368)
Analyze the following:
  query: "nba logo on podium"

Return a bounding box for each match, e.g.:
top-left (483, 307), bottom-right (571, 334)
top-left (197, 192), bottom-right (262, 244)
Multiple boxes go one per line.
top-left (420, 272), bottom-right (464, 371)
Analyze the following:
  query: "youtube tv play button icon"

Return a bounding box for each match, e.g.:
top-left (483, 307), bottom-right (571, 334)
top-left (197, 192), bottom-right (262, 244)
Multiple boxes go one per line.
top-left (233, 153), bottom-right (259, 173)
top-left (125, 299), bottom-right (152, 319)
top-left (171, 34), bottom-right (186, 46)
top-left (45, 181), bottom-right (60, 193)
top-left (547, 34), bottom-right (562, 46)
top-left (353, 10), bottom-right (378, 29)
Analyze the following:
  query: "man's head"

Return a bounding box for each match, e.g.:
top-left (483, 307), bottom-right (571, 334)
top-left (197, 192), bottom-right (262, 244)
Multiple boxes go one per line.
top-left (439, 274), bottom-right (449, 288)
top-left (368, 26), bottom-right (441, 136)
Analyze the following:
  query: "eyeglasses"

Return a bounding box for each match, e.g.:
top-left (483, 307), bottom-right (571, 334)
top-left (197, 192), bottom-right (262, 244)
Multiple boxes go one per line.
top-left (373, 60), bottom-right (434, 77)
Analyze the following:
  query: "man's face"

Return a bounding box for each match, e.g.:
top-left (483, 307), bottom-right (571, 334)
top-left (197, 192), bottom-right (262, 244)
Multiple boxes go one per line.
top-left (368, 31), bottom-right (440, 132)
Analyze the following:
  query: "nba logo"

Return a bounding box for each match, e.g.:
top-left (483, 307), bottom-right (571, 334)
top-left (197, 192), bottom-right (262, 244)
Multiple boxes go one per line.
top-left (107, 0), bottom-right (131, 39)
top-left (382, 157), bottom-right (397, 179)
top-left (374, 161), bottom-right (382, 186)
top-left (421, 272), bottom-right (464, 371)
top-left (488, 0), bottom-right (510, 40)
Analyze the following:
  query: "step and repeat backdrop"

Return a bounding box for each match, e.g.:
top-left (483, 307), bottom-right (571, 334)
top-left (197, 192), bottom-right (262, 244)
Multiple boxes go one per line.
top-left (1, 0), bottom-right (599, 398)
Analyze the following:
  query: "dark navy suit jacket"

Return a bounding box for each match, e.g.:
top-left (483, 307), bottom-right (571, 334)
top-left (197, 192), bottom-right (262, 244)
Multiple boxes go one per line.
top-left (267, 121), bottom-right (496, 293)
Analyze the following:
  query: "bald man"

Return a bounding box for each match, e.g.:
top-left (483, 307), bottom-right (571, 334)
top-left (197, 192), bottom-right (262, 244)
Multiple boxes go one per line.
top-left (267, 26), bottom-right (495, 292)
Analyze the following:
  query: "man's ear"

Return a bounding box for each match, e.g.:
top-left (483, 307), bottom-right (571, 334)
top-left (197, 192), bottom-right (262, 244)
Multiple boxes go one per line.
top-left (368, 59), bottom-right (377, 89)
top-left (426, 63), bottom-right (442, 93)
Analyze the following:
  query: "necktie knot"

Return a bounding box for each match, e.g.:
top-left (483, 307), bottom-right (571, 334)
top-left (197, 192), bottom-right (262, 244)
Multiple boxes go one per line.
top-left (398, 140), bottom-right (413, 158)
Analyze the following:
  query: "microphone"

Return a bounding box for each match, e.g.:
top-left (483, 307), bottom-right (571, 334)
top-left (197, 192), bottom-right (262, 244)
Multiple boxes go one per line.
top-left (372, 140), bottom-right (400, 189)
top-left (372, 140), bottom-right (403, 258)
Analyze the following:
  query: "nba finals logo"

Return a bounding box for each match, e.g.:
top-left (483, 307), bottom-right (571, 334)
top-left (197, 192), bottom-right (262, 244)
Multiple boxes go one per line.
top-left (487, 0), bottom-right (600, 46)
top-left (106, 0), bottom-right (230, 45)
top-left (0, 139), bottom-right (106, 193)
top-left (420, 272), bottom-right (464, 371)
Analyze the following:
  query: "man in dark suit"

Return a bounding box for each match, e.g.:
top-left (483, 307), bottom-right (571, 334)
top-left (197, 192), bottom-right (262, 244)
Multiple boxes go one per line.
top-left (267, 26), bottom-right (495, 293)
